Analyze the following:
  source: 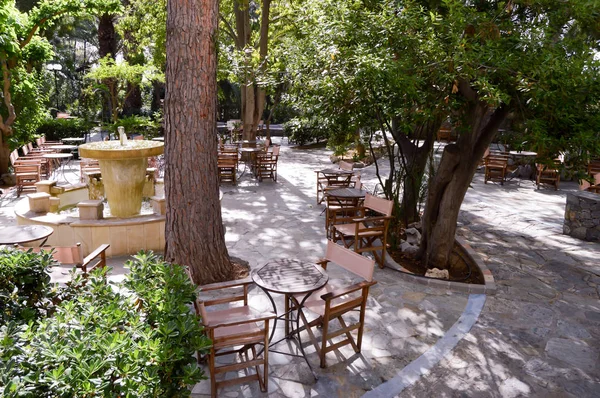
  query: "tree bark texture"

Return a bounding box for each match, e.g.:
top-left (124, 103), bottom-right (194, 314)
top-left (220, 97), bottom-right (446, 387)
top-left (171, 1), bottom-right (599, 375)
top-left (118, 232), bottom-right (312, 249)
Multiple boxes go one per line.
top-left (234, 0), bottom-right (270, 140)
top-left (98, 14), bottom-right (117, 59)
top-left (391, 119), bottom-right (442, 225)
top-left (98, 14), bottom-right (117, 122)
top-left (418, 96), bottom-right (509, 270)
top-left (164, 0), bottom-right (233, 284)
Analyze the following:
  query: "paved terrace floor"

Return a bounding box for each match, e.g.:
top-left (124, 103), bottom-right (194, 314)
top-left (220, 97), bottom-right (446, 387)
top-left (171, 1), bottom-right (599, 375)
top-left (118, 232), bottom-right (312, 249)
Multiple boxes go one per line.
top-left (0, 138), bottom-right (598, 397)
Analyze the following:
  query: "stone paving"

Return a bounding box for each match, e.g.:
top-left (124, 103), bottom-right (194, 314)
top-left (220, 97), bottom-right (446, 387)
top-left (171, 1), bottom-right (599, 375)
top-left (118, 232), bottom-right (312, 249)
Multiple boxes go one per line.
top-left (1, 138), bottom-right (599, 397)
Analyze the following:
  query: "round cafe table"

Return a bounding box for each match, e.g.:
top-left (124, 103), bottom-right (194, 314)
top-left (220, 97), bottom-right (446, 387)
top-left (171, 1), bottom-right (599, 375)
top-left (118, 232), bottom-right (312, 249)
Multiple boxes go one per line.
top-left (61, 137), bottom-right (85, 144)
top-left (43, 153), bottom-right (73, 182)
top-left (47, 144), bottom-right (78, 151)
top-left (0, 225), bottom-right (54, 246)
top-left (251, 258), bottom-right (328, 378)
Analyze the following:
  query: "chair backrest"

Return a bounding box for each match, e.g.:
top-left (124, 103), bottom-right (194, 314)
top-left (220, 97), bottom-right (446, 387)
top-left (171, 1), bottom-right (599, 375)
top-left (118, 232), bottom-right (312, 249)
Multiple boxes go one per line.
top-left (134, 135), bottom-right (144, 140)
top-left (23, 243), bottom-right (84, 266)
top-left (9, 150), bottom-right (19, 167)
top-left (324, 240), bottom-right (375, 282)
top-left (364, 193), bottom-right (393, 216)
top-left (36, 137), bottom-right (43, 147)
top-left (27, 143), bottom-right (34, 152)
top-left (338, 161), bottom-right (354, 171)
top-left (21, 145), bottom-right (29, 156)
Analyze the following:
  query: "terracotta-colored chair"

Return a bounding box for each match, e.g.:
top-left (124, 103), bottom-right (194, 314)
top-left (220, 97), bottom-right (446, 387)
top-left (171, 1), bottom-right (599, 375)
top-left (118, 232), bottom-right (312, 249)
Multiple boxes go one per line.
top-left (194, 278), bottom-right (275, 398)
top-left (331, 193), bottom-right (394, 268)
top-left (288, 241), bottom-right (377, 368)
top-left (19, 243), bottom-right (110, 274)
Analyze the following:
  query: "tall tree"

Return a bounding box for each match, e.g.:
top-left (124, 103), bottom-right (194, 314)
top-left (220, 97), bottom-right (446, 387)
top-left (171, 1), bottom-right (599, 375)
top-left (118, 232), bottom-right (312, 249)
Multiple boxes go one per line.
top-left (164, 0), bottom-right (234, 284)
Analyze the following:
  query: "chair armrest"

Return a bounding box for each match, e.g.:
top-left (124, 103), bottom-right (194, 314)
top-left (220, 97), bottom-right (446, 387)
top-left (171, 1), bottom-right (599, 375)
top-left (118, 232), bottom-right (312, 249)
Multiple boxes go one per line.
top-left (207, 311), bottom-right (277, 329)
top-left (198, 277), bottom-right (253, 292)
top-left (320, 280), bottom-right (377, 301)
top-left (315, 258), bottom-right (329, 269)
top-left (351, 215), bottom-right (393, 223)
top-left (82, 244), bottom-right (110, 273)
top-left (328, 206), bottom-right (364, 215)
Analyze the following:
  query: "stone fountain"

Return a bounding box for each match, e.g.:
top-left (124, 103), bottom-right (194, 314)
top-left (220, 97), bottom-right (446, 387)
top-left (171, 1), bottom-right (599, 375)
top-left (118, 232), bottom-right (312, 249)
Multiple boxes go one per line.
top-left (78, 132), bottom-right (164, 217)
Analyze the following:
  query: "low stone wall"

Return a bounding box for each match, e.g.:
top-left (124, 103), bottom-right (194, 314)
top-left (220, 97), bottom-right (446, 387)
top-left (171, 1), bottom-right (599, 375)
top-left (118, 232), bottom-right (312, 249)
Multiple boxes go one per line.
top-left (563, 191), bottom-right (600, 242)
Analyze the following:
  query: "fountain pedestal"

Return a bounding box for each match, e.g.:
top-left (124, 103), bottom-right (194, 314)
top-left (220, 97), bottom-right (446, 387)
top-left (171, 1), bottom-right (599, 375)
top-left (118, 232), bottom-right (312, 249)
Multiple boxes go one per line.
top-left (79, 141), bottom-right (164, 218)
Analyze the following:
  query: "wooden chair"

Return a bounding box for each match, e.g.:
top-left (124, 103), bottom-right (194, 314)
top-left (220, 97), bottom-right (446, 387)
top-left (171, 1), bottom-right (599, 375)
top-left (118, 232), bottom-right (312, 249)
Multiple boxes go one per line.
top-left (80, 158), bottom-right (101, 182)
top-left (338, 160), bottom-right (354, 171)
top-left (194, 278), bottom-right (275, 398)
top-left (20, 144), bottom-right (53, 178)
top-left (18, 243), bottom-right (110, 274)
top-left (536, 160), bottom-right (561, 190)
top-left (325, 192), bottom-right (360, 237)
top-left (218, 152), bottom-right (239, 184)
top-left (288, 241), bottom-right (377, 368)
top-left (484, 151), bottom-right (510, 185)
top-left (14, 163), bottom-right (41, 197)
top-left (331, 193), bottom-right (394, 268)
top-left (255, 145), bottom-right (280, 182)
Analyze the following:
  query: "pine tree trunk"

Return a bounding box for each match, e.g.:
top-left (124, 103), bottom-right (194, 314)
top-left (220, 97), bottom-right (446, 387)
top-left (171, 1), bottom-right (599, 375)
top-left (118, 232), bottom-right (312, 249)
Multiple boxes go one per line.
top-left (418, 100), bottom-right (509, 270)
top-left (98, 14), bottom-right (117, 123)
top-left (164, 0), bottom-right (233, 285)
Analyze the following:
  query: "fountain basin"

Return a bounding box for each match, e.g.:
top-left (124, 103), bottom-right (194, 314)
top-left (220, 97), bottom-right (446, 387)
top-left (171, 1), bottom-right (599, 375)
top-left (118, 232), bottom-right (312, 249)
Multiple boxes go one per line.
top-left (79, 141), bottom-right (164, 218)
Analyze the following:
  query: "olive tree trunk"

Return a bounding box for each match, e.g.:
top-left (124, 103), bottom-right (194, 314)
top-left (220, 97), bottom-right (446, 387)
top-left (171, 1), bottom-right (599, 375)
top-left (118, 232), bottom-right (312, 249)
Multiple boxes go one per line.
top-left (418, 81), bottom-right (509, 269)
top-left (164, 0), bottom-right (233, 285)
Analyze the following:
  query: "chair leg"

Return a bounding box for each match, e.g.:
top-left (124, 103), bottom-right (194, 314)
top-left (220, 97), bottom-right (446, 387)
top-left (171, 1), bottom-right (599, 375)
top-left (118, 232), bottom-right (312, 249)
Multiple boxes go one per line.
top-left (209, 346), bottom-right (217, 398)
top-left (262, 319), bottom-right (270, 392)
top-left (284, 294), bottom-right (290, 336)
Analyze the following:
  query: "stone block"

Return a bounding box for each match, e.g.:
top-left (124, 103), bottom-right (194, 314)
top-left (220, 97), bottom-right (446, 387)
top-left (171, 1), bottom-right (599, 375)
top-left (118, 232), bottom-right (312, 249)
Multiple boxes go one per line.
top-left (77, 200), bottom-right (104, 220)
top-left (143, 179), bottom-right (155, 198)
top-left (28, 192), bottom-right (50, 213)
top-left (35, 180), bottom-right (57, 194)
top-left (571, 227), bottom-right (587, 240)
top-left (49, 197), bottom-right (60, 213)
top-left (151, 196), bottom-right (166, 215)
top-left (50, 186), bottom-right (65, 195)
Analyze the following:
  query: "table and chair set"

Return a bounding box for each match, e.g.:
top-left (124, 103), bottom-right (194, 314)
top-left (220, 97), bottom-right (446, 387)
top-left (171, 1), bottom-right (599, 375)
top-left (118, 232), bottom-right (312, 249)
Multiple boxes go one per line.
top-left (10, 135), bottom-right (86, 196)
top-left (0, 225), bottom-right (110, 275)
top-left (217, 138), bottom-right (280, 184)
top-left (195, 241), bottom-right (378, 397)
top-left (193, 160), bottom-right (397, 396)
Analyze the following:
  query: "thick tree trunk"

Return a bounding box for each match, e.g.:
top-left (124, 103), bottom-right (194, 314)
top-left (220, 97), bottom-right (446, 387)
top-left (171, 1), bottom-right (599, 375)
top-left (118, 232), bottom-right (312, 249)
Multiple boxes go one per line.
top-left (391, 119), bottom-right (441, 225)
top-left (0, 138), bottom-right (10, 175)
top-left (164, 0), bottom-right (233, 285)
top-left (418, 100), bottom-right (509, 269)
top-left (98, 14), bottom-right (117, 59)
top-left (98, 14), bottom-right (118, 123)
top-left (234, 0), bottom-right (270, 141)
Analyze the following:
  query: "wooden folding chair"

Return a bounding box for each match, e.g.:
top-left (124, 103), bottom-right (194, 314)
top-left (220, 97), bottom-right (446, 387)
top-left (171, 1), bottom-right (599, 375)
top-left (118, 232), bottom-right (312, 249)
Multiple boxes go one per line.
top-left (288, 241), bottom-right (377, 368)
top-left (18, 243), bottom-right (109, 274)
top-left (484, 151), bottom-right (510, 185)
top-left (331, 193), bottom-right (393, 268)
top-left (536, 160), bottom-right (561, 190)
top-left (14, 163), bottom-right (41, 197)
top-left (217, 152), bottom-right (239, 184)
top-left (255, 145), bottom-right (280, 181)
top-left (194, 278), bottom-right (275, 398)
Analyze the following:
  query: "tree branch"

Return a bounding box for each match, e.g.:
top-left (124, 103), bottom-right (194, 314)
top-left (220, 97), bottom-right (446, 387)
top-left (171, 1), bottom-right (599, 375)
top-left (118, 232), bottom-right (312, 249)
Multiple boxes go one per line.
top-left (219, 13), bottom-right (237, 43)
top-left (457, 77), bottom-right (478, 102)
top-left (20, 11), bottom-right (68, 48)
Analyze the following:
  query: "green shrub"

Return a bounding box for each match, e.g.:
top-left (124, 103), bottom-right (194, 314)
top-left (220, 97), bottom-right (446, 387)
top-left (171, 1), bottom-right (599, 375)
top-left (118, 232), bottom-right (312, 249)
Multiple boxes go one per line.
top-left (0, 247), bottom-right (57, 324)
top-left (36, 118), bottom-right (94, 141)
top-left (284, 116), bottom-right (328, 146)
top-left (107, 115), bottom-right (162, 139)
top-left (0, 251), bottom-right (209, 397)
